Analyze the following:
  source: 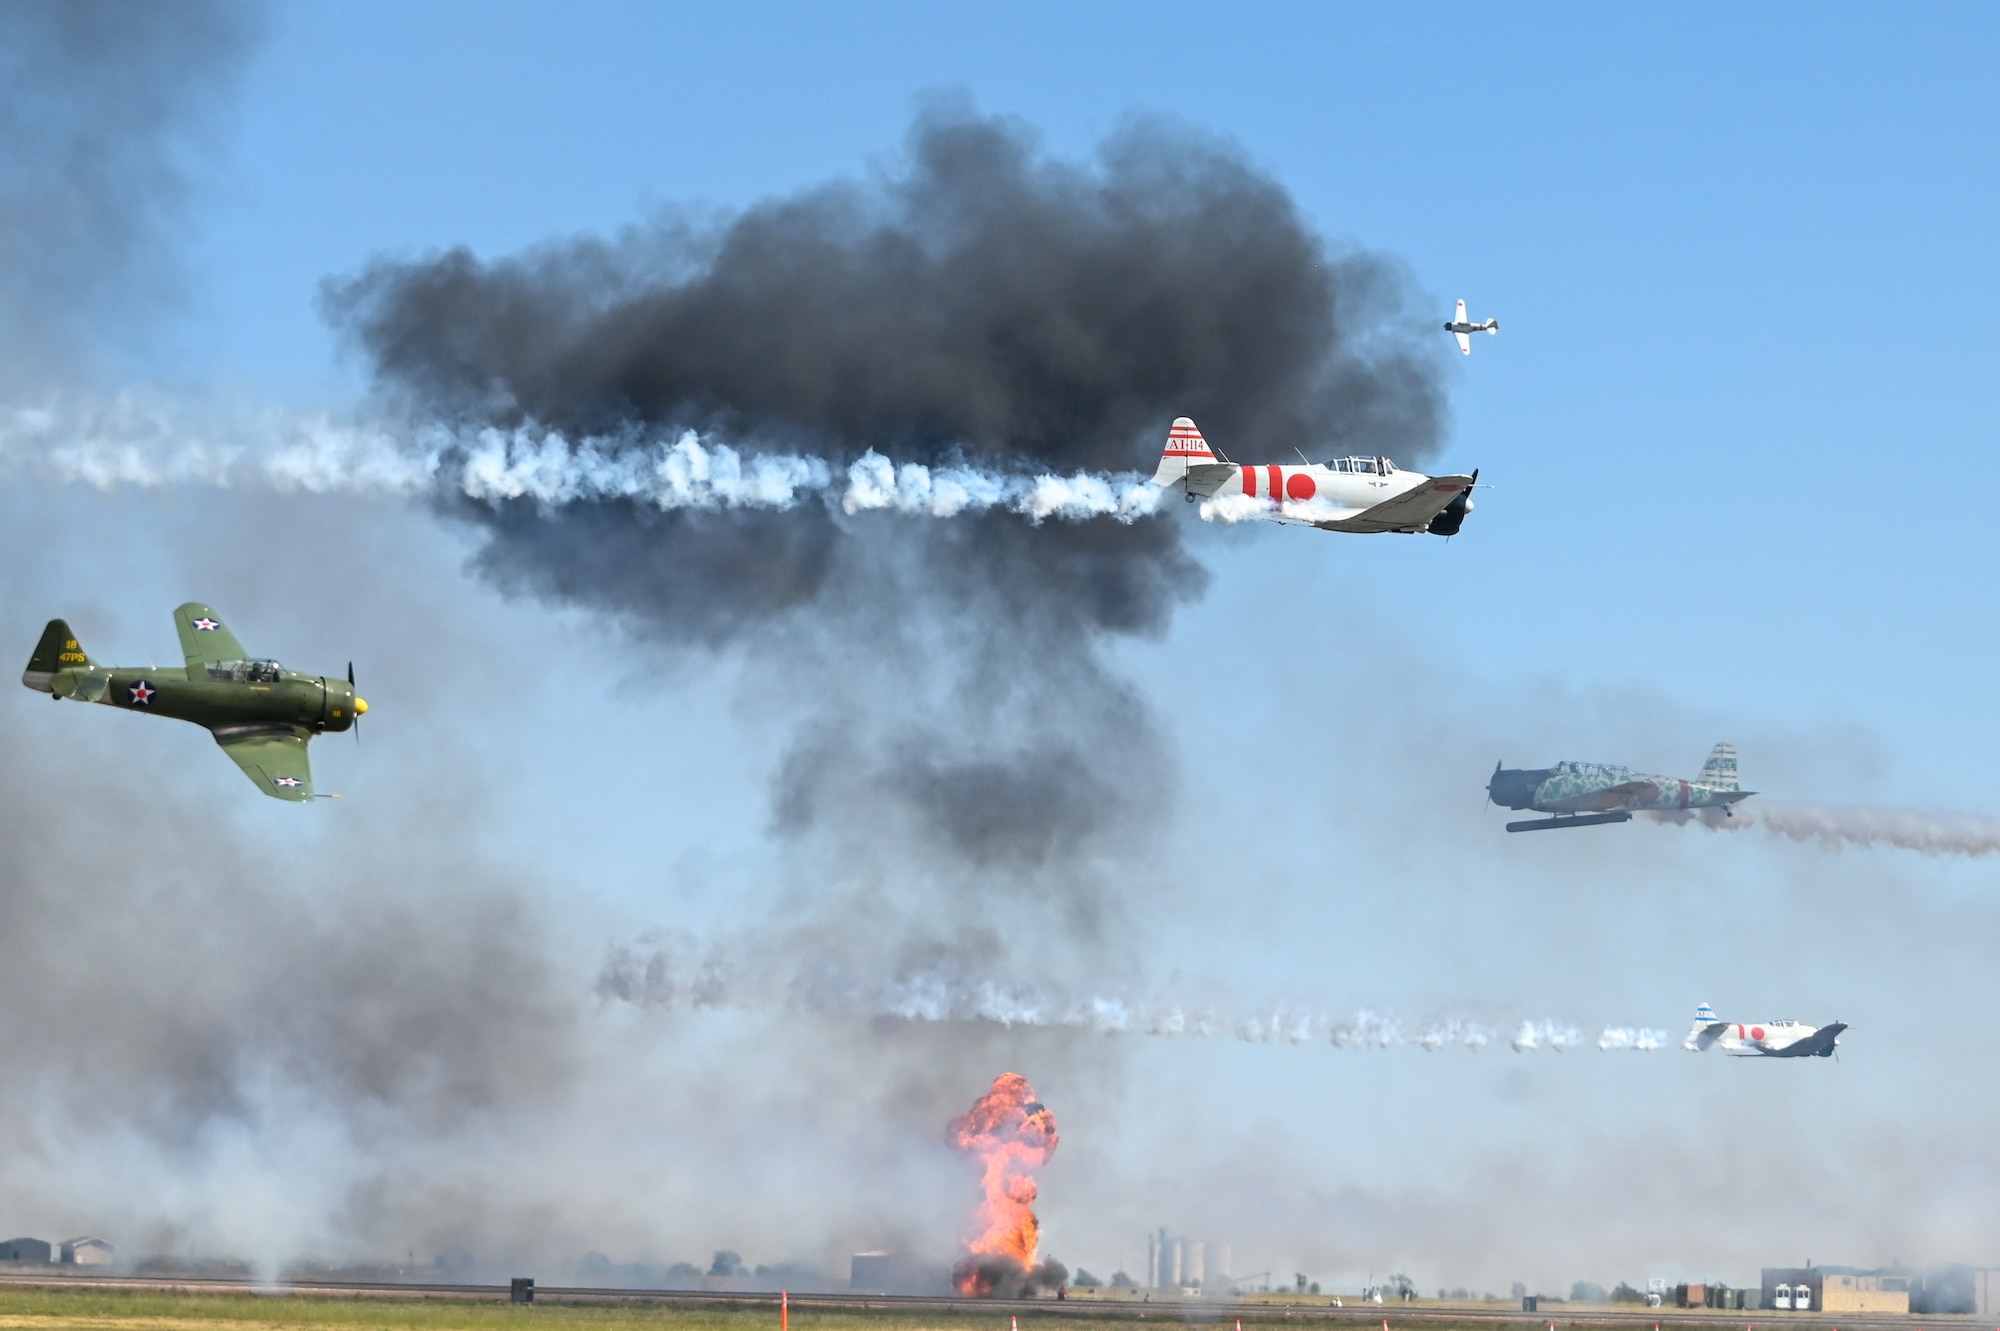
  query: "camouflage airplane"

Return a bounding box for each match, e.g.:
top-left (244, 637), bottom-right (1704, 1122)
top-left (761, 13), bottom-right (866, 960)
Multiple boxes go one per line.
top-left (1486, 742), bottom-right (1752, 832)
top-left (21, 603), bottom-right (365, 801)
top-left (1683, 1003), bottom-right (1847, 1058)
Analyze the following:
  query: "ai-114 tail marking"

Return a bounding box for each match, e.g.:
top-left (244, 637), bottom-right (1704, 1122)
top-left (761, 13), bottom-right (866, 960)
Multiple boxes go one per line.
top-left (1151, 418), bottom-right (1478, 536)
top-left (21, 604), bottom-right (365, 802)
top-left (1444, 299), bottom-right (1499, 355)
top-left (1683, 1003), bottom-right (1847, 1058)
top-left (1487, 742), bottom-right (1754, 832)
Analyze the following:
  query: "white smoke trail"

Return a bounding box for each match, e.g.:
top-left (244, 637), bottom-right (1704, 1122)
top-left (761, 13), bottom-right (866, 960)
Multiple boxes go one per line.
top-left (0, 395), bottom-right (1183, 525)
top-left (600, 937), bottom-right (1663, 1053)
top-left (1197, 493), bottom-right (1353, 526)
top-left (1742, 800), bottom-right (2000, 857)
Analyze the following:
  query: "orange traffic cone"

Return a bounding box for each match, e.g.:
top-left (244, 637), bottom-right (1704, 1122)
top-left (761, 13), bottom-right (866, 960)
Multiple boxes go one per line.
top-left (781, 1293), bottom-right (788, 1331)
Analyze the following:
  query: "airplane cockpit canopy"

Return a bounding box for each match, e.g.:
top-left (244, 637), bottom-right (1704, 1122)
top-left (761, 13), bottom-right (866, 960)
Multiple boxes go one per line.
top-left (1324, 456), bottom-right (1396, 475)
top-left (206, 659), bottom-right (284, 683)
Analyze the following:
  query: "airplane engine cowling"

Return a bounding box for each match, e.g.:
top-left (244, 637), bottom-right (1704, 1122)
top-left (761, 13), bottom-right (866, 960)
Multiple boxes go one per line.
top-left (317, 677), bottom-right (360, 732)
top-left (1427, 493), bottom-right (1474, 536)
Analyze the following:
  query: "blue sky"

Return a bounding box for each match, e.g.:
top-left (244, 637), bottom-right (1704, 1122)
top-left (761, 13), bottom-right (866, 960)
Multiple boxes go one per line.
top-left (6, 0), bottom-right (2000, 1295)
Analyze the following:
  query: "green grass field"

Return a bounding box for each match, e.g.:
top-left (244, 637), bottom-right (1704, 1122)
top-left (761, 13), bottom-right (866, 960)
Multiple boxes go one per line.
top-left (0, 1289), bottom-right (1185, 1331)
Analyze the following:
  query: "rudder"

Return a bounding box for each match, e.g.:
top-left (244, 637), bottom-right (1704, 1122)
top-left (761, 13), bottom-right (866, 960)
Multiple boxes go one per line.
top-left (23, 618), bottom-right (91, 692)
top-left (1684, 1002), bottom-right (1724, 1051)
top-left (1152, 417), bottom-right (1219, 486)
top-left (1698, 742), bottom-right (1739, 791)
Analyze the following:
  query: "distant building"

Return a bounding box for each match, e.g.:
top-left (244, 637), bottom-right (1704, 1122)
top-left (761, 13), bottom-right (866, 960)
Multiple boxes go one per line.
top-left (849, 1252), bottom-right (940, 1294)
top-left (1822, 1274), bottom-right (1910, 1313)
top-left (60, 1238), bottom-right (114, 1267)
top-left (1910, 1266), bottom-right (2000, 1314)
top-left (1143, 1229), bottom-right (1230, 1290)
top-left (1761, 1268), bottom-right (1909, 1314)
top-left (0, 1238), bottom-right (52, 1264)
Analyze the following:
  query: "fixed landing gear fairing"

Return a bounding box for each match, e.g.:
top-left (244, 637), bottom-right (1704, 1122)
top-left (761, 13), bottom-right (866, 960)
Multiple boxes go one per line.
top-left (1151, 418), bottom-right (1478, 536)
top-left (1444, 299), bottom-right (1499, 354)
top-left (21, 603), bottom-right (365, 801)
top-left (1488, 743), bottom-right (1754, 832)
top-left (1684, 1003), bottom-right (1847, 1058)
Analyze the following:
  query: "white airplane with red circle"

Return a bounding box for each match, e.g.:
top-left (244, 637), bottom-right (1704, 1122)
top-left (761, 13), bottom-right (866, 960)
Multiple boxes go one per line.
top-left (1683, 1003), bottom-right (1847, 1058)
top-left (1444, 299), bottom-right (1499, 354)
top-left (1151, 417), bottom-right (1479, 536)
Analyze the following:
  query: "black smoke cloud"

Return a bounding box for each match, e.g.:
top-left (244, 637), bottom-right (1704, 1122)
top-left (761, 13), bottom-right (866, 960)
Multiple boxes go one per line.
top-left (326, 103), bottom-right (1448, 640)
top-left (0, 0), bottom-right (260, 387)
top-left (326, 105), bottom-right (1449, 937)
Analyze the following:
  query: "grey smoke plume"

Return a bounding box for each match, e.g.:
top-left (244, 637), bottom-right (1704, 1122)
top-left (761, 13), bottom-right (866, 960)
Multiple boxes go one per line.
top-left (0, 0), bottom-right (259, 387)
top-left (1655, 800), bottom-right (2000, 856)
top-left (319, 104), bottom-right (1451, 906)
top-left (0, 693), bottom-right (580, 1268)
top-left (1745, 800), bottom-right (2000, 856)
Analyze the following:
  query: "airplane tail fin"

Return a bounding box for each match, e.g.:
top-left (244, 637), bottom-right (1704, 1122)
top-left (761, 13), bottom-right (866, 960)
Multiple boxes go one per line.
top-left (1698, 742), bottom-right (1739, 791)
top-left (1486, 318), bottom-right (1500, 334)
top-left (1152, 417), bottom-right (1221, 486)
top-left (23, 618), bottom-right (91, 692)
top-left (1684, 1002), bottom-right (1724, 1051)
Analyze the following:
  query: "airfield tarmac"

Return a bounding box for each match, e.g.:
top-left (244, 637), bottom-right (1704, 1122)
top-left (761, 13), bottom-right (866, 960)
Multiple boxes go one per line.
top-left (0, 1277), bottom-right (1952, 1331)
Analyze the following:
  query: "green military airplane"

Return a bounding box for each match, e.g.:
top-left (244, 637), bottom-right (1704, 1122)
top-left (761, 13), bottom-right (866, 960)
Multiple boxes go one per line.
top-left (21, 603), bottom-right (365, 801)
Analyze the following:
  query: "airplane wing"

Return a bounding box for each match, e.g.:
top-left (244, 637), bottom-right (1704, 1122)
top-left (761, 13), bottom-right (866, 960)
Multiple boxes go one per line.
top-left (213, 726), bottom-right (314, 802)
top-left (1550, 779), bottom-right (1661, 813)
top-left (1455, 330), bottom-right (1471, 355)
top-left (175, 602), bottom-right (248, 667)
top-left (1348, 475), bottom-right (1475, 531)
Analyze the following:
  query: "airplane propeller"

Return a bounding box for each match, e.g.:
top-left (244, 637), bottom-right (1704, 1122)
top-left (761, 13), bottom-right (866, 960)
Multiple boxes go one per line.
top-left (348, 661), bottom-right (359, 744)
top-left (1485, 759), bottom-right (1501, 814)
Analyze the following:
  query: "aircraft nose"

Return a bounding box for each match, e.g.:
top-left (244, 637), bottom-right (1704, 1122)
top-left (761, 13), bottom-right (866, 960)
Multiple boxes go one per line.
top-left (354, 697), bottom-right (368, 715)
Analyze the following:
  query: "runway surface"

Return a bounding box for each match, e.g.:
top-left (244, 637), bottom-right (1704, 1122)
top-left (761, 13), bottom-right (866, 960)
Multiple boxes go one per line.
top-left (0, 1273), bottom-right (1959, 1330)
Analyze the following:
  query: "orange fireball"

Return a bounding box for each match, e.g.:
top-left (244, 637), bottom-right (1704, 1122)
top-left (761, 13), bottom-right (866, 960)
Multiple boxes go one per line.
top-left (948, 1073), bottom-right (1059, 1296)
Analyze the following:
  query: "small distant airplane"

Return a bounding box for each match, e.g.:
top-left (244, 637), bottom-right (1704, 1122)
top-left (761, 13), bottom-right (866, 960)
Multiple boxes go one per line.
top-left (1487, 743), bottom-right (1753, 832)
top-left (1683, 1004), bottom-right (1847, 1058)
top-left (1151, 417), bottom-right (1478, 536)
top-left (21, 603), bottom-right (365, 801)
top-left (1443, 299), bottom-right (1499, 355)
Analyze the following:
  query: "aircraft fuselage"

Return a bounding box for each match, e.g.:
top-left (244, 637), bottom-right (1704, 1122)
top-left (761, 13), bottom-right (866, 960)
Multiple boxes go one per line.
top-left (37, 663), bottom-right (360, 735)
top-left (1187, 457), bottom-right (1472, 534)
top-left (1688, 1018), bottom-right (1848, 1058)
top-left (1489, 759), bottom-right (1753, 821)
